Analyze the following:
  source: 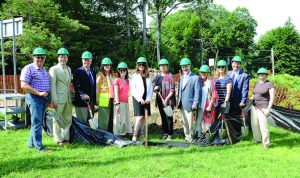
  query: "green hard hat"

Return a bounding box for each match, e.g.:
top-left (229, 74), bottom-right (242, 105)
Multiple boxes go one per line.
top-left (117, 62), bottom-right (128, 69)
top-left (232, 56), bottom-right (242, 63)
top-left (257, 67), bottom-right (268, 74)
top-left (32, 47), bottom-right (46, 56)
top-left (101, 57), bottom-right (112, 65)
top-left (57, 48), bottom-right (69, 55)
top-left (158, 58), bottom-right (169, 65)
top-left (180, 58), bottom-right (191, 65)
top-left (81, 51), bottom-right (93, 59)
top-left (199, 65), bottom-right (210, 73)
top-left (137, 57), bottom-right (147, 63)
top-left (217, 60), bottom-right (227, 67)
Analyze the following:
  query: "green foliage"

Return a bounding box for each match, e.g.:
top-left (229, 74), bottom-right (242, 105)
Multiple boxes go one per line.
top-left (257, 20), bottom-right (300, 76)
top-left (155, 4), bottom-right (257, 72)
top-left (1, 127), bottom-right (300, 177)
top-left (0, 0), bottom-right (88, 70)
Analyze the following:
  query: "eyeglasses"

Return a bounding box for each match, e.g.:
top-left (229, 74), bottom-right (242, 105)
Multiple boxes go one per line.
top-left (138, 63), bottom-right (145, 67)
top-left (181, 65), bottom-right (189, 68)
top-left (36, 56), bottom-right (45, 60)
top-left (218, 66), bottom-right (225, 69)
top-left (118, 69), bottom-right (126, 73)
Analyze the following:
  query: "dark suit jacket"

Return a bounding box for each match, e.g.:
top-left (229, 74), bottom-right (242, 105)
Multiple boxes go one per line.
top-left (228, 70), bottom-right (249, 112)
top-left (73, 67), bottom-right (96, 107)
top-left (177, 72), bottom-right (202, 112)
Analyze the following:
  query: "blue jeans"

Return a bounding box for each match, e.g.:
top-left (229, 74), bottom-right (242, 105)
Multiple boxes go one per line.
top-left (25, 93), bottom-right (50, 150)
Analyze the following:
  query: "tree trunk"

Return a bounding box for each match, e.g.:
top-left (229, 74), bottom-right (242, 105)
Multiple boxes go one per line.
top-left (156, 12), bottom-right (161, 62)
top-left (125, 0), bottom-right (131, 38)
top-left (142, 0), bottom-right (147, 46)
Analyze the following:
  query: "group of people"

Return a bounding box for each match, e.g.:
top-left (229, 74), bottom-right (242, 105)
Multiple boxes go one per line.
top-left (20, 47), bottom-right (275, 151)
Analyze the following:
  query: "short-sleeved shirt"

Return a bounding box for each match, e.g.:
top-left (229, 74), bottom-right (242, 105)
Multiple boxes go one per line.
top-left (20, 63), bottom-right (51, 92)
top-left (253, 80), bottom-right (274, 109)
top-left (114, 78), bottom-right (129, 103)
top-left (215, 76), bottom-right (232, 104)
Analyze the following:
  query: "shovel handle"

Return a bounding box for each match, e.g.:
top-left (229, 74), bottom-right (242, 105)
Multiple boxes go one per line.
top-left (144, 108), bottom-right (148, 147)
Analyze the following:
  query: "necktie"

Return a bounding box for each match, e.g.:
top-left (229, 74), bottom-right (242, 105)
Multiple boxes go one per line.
top-left (232, 73), bottom-right (236, 84)
top-left (87, 69), bottom-right (94, 87)
top-left (63, 66), bottom-right (69, 83)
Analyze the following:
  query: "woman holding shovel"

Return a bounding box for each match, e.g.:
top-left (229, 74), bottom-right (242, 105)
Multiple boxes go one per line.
top-left (197, 65), bottom-right (218, 142)
top-left (113, 62), bottom-right (132, 137)
top-left (154, 58), bottom-right (176, 140)
top-left (214, 60), bottom-right (233, 142)
top-left (96, 57), bottom-right (115, 133)
top-left (250, 67), bottom-right (274, 149)
top-left (130, 57), bottom-right (153, 142)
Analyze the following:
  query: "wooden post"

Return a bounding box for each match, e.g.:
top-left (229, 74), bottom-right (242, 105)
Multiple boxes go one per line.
top-left (271, 47), bottom-right (275, 76)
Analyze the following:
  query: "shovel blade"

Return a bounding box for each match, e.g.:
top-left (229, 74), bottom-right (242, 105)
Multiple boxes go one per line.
top-left (218, 129), bottom-right (227, 139)
top-left (89, 118), bottom-right (98, 129)
top-left (241, 126), bottom-right (249, 137)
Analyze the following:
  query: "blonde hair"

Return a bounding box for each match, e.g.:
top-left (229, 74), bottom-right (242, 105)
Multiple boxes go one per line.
top-left (214, 67), bottom-right (228, 78)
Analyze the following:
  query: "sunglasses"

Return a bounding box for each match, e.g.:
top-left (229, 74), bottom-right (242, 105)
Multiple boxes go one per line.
top-left (181, 65), bottom-right (189, 68)
top-left (103, 64), bottom-right (111, 67)
top-left (138, 63), bottom-right (145, 67)
top-left (36, 56), bottom-right (45, 60)
top-left (218, 66), bottom-right (226, 69)
top-left (118, 69), bottom-right (127, 72)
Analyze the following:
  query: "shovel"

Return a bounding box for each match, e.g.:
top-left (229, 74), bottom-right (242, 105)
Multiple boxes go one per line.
top-left (158, 93), bottom-right (173, 117)
top-left (144, 108), bottom-right (149, 147)
top-left (241, 111), bottom-right (249, 137)
top-left (205, 124), bottom-right (214, 144)
top-left (48, 103), bottom-right (66, 128)
top-left (218, 114), bottom-right (227, 139)
top-left (84, 99), bottom-right (98, 129)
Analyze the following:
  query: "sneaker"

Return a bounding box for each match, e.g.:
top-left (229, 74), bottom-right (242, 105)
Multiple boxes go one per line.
top-left (253, 140), bottom-right (261, 144)
top-left (166, 135), bottom-right (172, 141)
top-left (162, 134), bottom-right (168, 140)
top-left (132, 136), bottom-right (137, 142)
top-left (263, 145), bottom-right (269, 149)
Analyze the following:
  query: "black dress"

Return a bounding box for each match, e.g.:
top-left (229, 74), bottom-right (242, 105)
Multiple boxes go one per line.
top-left (133, 77), bottom-right (151, 116)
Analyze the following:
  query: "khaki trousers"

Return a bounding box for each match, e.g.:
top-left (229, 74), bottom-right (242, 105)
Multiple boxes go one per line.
top-left (75, 106), bottom-right (89, 122)
top-left (181, 108), bottom-right (196, 141)
top-left (251, 106), bottom-right (270, 147)
top-left (53, 102), bottom-right (73, 142)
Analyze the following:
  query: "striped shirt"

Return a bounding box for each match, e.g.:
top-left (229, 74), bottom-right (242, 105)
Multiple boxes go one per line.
top-left (215, 76), bottom-right (232, 104)
top-left (20, 63), bottom-right (51, 92)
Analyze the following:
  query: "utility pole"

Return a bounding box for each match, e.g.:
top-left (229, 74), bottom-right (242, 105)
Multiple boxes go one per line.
top-left (271, 47), bottom-right (275, 76)
top-left (156, 12), bottom-right (161, 61)
top-left (142, 0), bottom-right (147, 46)
top-left (196, 39), bottom-right (203, 65)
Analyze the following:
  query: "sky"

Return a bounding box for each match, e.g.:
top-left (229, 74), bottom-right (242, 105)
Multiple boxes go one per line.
top-left (213, 0), bottom-right (300, 40)
top-left (145, 0), bottom-right (299, 41)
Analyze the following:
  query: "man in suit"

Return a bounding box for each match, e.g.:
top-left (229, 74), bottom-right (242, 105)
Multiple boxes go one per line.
top-left (73, 51), bottom-right (96, 122)
top-left (177, 58), bottom-right (201, 142)
top-left (49, 48), bottom-right (73, 145)
top-left (228, 56), bottom-right (250, 137)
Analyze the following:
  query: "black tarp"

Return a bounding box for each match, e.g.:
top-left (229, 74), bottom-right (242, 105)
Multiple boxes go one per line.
top-left (269, 105), bottom-right (300, 133)
top-left (42, 105), bottom-right (300, 148)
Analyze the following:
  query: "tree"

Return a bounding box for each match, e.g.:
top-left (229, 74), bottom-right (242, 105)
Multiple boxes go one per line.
top-left (0, 0), bottom-right (88, 70)
top-left (257, 19), bottom-right (300, 76)
top-left (158, 4), bottom-right (257, 72)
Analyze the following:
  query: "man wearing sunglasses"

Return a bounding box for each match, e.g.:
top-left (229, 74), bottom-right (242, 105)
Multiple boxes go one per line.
top-left (20, 47), bottom-right (51, 151)
top-left (177, 58), bottom-right (201, 142)
top-left (228, 56), bottom-right (250, 138)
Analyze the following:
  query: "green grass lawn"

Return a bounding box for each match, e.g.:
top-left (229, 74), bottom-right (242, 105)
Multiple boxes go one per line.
top-left (0, 127), bottom-right (300, 178)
